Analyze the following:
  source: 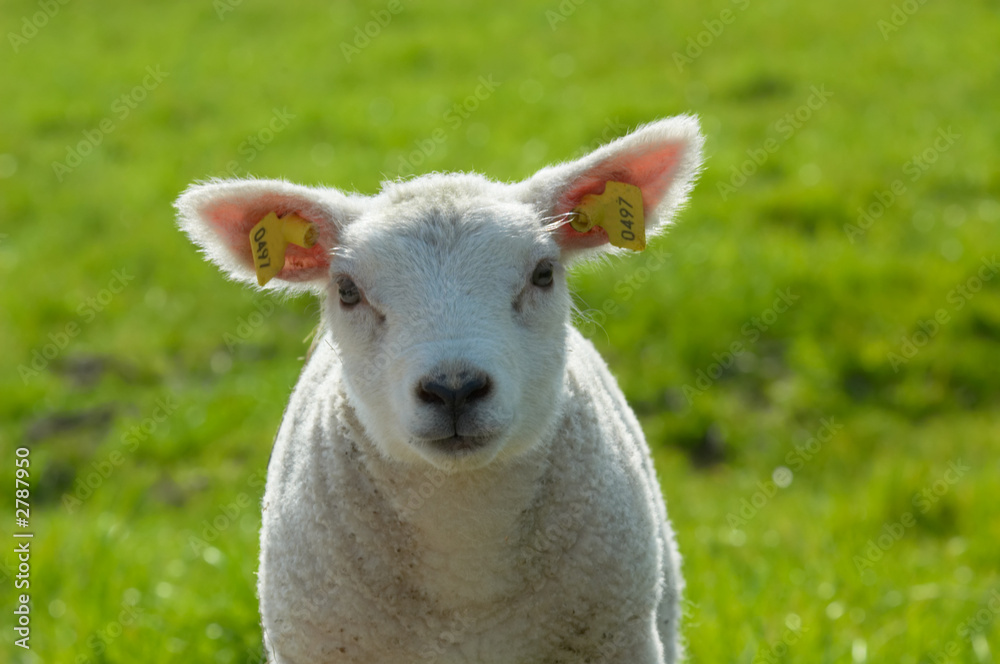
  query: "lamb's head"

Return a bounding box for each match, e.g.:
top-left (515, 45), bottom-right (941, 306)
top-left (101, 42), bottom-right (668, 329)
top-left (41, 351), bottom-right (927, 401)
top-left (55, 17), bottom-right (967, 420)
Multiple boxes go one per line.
top-left (322, 175), bottom-right (572, 469)
top-left (176, 116), bottom-right (704, 471)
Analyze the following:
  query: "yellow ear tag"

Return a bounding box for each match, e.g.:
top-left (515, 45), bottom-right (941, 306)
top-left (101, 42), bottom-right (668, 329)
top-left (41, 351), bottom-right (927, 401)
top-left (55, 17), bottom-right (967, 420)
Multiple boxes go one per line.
top-left (570, 181), bottom-right (646, 251)
top-left (249, 212), bottom-right (317, 286)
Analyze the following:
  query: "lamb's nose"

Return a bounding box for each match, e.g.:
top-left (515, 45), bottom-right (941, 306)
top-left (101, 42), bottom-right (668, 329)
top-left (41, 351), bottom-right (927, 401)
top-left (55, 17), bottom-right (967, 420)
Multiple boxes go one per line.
top-left (417, 372), bottom-right (492, 413)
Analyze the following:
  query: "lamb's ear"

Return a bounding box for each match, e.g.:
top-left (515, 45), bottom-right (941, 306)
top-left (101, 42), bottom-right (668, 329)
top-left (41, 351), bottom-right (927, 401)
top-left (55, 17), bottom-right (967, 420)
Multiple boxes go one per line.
top-left (175, 178), bottom-right (364, 294)
top-left (518, 116), bottom-right (704, 259)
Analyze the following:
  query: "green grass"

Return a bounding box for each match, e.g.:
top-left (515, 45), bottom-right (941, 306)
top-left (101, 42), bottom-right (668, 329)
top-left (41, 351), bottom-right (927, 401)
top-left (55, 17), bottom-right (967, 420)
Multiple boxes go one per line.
top-left (2, 0), bottom-right (998, 662)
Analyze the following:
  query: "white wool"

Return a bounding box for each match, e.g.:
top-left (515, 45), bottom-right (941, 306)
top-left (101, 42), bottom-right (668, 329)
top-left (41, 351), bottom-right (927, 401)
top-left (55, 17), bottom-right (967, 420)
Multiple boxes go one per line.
top-left (176, 116), bottom-right (704, 663)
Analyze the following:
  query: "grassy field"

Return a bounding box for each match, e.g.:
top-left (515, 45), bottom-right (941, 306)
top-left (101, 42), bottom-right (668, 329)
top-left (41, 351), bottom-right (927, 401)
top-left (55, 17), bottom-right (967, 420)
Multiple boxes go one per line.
top-left (2, 0), bottom-right (998, 662)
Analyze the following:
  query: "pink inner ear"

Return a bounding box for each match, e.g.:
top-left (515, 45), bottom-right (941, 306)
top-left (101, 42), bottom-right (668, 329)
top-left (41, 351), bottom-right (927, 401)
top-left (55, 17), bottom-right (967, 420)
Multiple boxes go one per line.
top-left (206, 195), bottom-right (332, 283)
top-left (552, 142), bottom-right (684, 249)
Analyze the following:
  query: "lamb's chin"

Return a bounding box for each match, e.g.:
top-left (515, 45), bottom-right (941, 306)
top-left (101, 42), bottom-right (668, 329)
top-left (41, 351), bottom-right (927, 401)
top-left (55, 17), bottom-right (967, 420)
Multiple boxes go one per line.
top-left (409, 435), bottom-right (505, 472)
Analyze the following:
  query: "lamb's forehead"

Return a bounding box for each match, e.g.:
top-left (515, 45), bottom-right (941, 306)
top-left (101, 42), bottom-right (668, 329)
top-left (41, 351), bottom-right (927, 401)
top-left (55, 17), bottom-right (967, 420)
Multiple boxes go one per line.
top-left (339, 172), bottom-right (549, 260)
top-left (377, 171), bottom-right (506, 208)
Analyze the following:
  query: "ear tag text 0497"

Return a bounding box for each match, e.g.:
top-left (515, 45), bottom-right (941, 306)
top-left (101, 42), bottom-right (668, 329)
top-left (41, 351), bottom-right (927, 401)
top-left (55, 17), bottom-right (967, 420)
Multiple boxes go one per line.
top-left (249, 212), bottom-right (317, 286)
top-left (570, 181), bottom-right (646, 251)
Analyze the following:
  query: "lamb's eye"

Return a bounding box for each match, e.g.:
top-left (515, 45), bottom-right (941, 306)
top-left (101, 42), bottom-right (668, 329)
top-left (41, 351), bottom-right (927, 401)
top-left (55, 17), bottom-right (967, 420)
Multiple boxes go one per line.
top-left (338, 277), bottom-right (361, 307)
top-left (531, 260), bottom-right (555, 288)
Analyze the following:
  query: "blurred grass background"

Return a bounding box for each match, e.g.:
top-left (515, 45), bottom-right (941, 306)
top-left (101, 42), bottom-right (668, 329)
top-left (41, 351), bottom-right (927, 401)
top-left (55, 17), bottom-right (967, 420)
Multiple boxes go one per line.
top-left (1, 0), bottom-right (998, 662)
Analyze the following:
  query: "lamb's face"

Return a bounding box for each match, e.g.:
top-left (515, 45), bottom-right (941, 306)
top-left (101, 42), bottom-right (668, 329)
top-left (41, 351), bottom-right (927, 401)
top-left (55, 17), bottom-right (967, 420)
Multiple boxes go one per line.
top-left (327, 181), bottom-right (571, 470)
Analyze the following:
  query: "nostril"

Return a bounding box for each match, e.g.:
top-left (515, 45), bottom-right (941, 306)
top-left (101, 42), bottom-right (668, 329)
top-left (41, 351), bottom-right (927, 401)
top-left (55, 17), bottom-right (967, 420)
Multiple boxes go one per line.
top-left (417, 380), bottom-right (456, 407)
top-left (460, 375), bottom-right (491, 404)
top-left (416, 373), bottom-right (492, 412)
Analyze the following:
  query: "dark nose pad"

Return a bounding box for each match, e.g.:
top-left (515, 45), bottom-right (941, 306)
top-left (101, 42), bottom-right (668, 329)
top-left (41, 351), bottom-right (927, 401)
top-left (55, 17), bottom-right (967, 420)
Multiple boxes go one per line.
top-left (417, 372), bottom-right (492, 415)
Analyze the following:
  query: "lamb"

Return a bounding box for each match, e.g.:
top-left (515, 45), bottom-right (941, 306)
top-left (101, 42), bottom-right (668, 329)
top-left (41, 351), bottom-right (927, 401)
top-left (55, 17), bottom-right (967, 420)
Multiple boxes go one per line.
top-left (175, 115), bottom-right (704, 664)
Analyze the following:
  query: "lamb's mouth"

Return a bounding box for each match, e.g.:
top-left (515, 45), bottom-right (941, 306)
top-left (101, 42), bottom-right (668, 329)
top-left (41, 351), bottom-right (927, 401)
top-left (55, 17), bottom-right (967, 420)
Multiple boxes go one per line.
top-left (424, 434), bottom-right (496, 455)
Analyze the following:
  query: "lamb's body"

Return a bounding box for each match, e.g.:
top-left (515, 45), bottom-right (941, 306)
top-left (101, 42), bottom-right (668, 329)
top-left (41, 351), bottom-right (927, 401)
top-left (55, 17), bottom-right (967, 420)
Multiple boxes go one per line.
top-left (260, 326), bottom-right (683, 663)
top-left (176, 116), bottom-right (703, 664)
